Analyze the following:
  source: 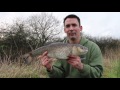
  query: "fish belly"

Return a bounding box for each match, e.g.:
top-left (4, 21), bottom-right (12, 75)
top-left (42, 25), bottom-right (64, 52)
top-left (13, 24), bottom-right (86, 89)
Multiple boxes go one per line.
top-left (48, 47), bottom-right (71, 60)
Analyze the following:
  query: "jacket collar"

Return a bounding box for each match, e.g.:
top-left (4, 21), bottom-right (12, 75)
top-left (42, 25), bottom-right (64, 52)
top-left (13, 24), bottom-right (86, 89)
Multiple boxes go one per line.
top-left (63, 36), bottom-right (88, 45)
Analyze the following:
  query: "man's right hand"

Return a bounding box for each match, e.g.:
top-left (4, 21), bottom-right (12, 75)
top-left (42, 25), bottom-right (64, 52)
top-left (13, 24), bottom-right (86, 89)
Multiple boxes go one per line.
top-left (38, 51), bottom-right (53, 71)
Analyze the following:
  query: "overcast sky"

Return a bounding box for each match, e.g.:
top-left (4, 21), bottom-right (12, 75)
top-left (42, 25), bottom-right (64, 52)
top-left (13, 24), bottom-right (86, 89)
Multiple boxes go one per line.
top-left (0, 12), bottom-right (120, 39)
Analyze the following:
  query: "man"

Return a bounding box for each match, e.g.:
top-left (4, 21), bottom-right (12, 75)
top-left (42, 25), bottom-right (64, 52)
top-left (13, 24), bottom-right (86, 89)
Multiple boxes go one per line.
top-left (38, 14), bottom-right (103, 78)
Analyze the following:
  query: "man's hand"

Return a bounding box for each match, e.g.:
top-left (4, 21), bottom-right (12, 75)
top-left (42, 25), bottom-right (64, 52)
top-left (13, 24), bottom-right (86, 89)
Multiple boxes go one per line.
top-left (38, 51), bottom-right (53, 71)
top-left (67, 55), bottom-right (84, 71)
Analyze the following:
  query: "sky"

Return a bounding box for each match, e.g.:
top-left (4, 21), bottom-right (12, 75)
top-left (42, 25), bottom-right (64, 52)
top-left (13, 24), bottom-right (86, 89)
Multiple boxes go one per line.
top-left (0, 12), bottom-right (120, 39)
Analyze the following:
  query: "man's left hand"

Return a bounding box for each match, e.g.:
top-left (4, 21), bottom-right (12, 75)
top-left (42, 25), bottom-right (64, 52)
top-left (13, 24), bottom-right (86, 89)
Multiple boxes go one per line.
top-left (67, 55), bottom-right (84, 71)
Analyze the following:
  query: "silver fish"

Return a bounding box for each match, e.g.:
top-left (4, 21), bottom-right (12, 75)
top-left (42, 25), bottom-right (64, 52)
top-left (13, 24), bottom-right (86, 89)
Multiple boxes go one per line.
top-left (23, 42), bottom-right (88, 64)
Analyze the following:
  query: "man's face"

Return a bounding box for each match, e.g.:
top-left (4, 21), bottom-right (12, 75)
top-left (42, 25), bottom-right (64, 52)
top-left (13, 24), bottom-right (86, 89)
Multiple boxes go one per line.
top-left (64, 18), bottom-right (82, 40)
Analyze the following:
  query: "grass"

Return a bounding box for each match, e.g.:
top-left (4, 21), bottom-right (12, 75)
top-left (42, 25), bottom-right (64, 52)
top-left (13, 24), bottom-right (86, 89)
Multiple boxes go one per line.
top-left (0, 48), bottom-right (120, 78)
top-left (102, 59), bottom-right (120, 78)
top-left (0, 60), bottom-right (49, 78)
top-left (102, 48), bottom-right (120, 78)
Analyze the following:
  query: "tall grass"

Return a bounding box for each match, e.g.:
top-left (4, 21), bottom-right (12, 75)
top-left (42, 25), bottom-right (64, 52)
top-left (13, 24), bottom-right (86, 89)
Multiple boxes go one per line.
top-left (0, 48), bottom-right (119, 78)
top-left (0, 47), bottom-right (120, 78)
top-left (0, 58), bottom-right (49, 78)
top-left (102, 48), bottom-right (120, 78)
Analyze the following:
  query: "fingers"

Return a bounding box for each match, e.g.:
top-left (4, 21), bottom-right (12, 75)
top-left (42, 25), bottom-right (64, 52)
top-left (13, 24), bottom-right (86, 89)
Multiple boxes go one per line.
top-left (67, 59), bottom-right (81, 68)
top-left (67, 59), bottom-right (79, 63)
top-left (37, 51), bottom-right (48, 59)
top-left (67, 56), bottom-right (81, 67)
top-left (68, 55), bottom-right (77, 59)
top-left (42, 51), bottom-right (48, 56)
top-left (37, 51), bottom-right (53, 68)
top-left (42, 57), bottom-right (49, 66)
top-left (67, 60), bottom-right (76, 67)
top-left (42, 58), bottom-right (52, 66)
top-left (41, 56), bottom-right (51, 63)
top-left (68, 55), bottom-right (81, 61)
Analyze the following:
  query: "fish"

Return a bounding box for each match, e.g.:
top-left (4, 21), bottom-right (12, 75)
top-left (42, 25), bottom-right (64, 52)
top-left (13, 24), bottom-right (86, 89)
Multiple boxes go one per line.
top-left (22, 42), bottom-right (88, 64)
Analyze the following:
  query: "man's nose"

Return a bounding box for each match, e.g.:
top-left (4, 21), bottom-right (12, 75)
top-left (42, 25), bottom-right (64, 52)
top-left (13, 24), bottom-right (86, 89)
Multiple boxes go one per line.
top-left (69, 26), bottom-right (74, 31)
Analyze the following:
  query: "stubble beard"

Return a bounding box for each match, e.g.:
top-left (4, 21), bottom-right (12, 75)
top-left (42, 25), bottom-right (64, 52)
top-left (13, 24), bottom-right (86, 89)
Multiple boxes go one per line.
top-left (70, 36), bottom-right (76, 41)
top-left (67, 31), bottom-right (77, 42)
top-left (67, 30), bottom-right (82, 43)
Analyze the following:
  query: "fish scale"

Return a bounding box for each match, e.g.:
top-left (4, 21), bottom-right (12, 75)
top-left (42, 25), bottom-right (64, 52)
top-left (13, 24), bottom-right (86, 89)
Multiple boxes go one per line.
top-left (23, 42), bottom-right (88, 64)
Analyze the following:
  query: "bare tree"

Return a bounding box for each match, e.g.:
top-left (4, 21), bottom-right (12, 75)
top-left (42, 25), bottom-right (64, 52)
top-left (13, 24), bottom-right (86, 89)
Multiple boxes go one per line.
top-left (0, 13), bottom-right (62, 62)
top-left (26, 12), bottom-right (61, 49)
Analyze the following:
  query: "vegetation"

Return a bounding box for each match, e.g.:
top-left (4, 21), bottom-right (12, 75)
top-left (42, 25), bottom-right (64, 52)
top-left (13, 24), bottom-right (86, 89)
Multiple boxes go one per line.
top-left (0, 47), bottom-right (119, 78)
top-left (0, 12), bottom-right (63, 61)
top-left (0, 12), bottom-right (120, 78)
top-left (0, 60), bottom-right (48, 78)
top-left (102, 48), bottom-right (120, 78)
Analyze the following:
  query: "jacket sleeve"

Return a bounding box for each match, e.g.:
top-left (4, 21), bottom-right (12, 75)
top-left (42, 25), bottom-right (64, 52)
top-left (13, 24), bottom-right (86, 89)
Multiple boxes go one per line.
top-left (79, 43), bottom-right (104, 78)
top-left (47, 60), bottom-right (65, 78)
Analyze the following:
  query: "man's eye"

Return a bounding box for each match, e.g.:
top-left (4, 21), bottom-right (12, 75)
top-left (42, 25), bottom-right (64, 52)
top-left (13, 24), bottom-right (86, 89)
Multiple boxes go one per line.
top-left (72, 24), bottom-right (77, 27)
top-left (66, 25), bottom-right (70, 28)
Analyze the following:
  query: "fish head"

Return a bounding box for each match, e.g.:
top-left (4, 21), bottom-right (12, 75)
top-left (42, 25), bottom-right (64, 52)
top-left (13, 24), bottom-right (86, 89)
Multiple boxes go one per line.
top-left (77, 46), bottom-right (88, 55)
top-left (72, 44), bottom-right (88, 55)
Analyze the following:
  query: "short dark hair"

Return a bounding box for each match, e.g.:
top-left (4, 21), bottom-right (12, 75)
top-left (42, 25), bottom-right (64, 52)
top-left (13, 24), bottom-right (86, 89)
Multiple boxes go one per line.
top-left (63, 14), bottom-right (81, 26)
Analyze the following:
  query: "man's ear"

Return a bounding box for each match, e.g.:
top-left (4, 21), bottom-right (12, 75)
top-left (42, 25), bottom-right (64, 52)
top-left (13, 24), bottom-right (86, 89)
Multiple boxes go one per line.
top-left (80, 26), bottom-right (83, 32)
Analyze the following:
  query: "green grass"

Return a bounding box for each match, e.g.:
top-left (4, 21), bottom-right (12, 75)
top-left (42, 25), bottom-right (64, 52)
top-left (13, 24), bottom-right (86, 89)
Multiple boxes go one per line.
top-left (102, 59), bottom-right (120, 78)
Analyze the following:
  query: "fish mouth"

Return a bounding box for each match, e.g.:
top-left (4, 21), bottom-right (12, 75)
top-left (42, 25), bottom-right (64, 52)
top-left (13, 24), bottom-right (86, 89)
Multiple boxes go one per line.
top-left (78, 47), bottom-right (88, 55)
top-left (83, 49), bottom-right (88, 54)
